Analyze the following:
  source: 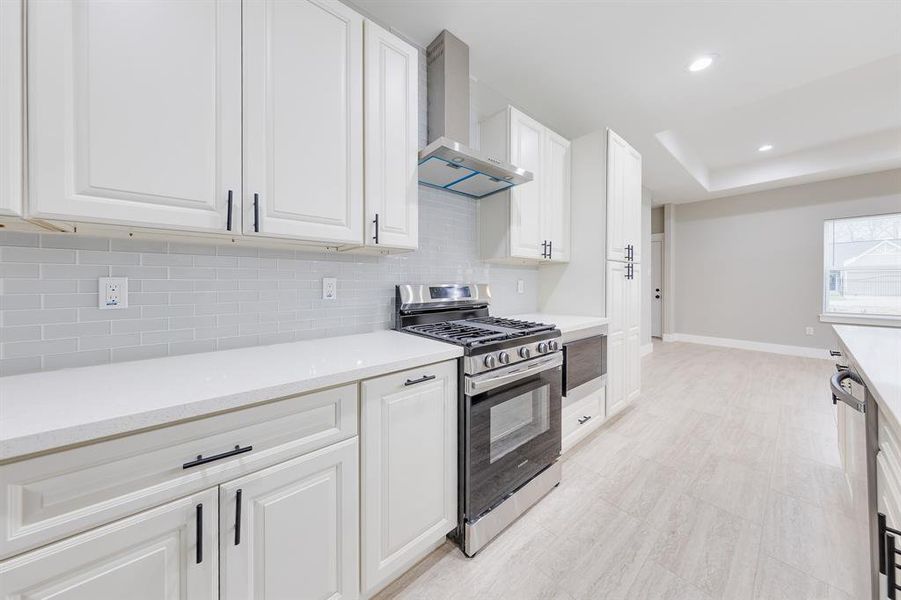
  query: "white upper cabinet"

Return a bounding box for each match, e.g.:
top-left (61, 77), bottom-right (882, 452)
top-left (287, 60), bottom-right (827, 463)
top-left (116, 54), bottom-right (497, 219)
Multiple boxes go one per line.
top-left (479, 106), bottom-right (571, 264)
top-left (219, 438), bottom-right (359, 600)
top-left (509, 108), bottom-right (545, 260)
top-left (542, 129), bottom-right (571, 263)
top-left (360, 360), bottom-right (457, 597)
top-left (0, 0), bottom-right (23, 218)
top-left (606, 129), bottom-right (642, 263)
top-left (27, 0), bottom-right (242, 232)
top-left (0, 489), bottom-right (218, 600)
top-left (243, 0), bottom-right (363, 244)
top-left (364, 20), bottom-right (418, 250)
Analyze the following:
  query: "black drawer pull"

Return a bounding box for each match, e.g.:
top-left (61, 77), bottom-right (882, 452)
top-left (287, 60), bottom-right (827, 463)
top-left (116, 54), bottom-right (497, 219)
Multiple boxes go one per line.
top-left (404, 375), bottom-right (436, 386)
top-left (578, 415), bottom-right (592, 425)
top-left (183, 444), bottom-right (253, 469)
top-left (253, 193), bottom-right (260, 232)
top-left (235, 489), bottom-right (243, 545)
top-left (226, 189), bottom-right (233, 231)
top-left (196, 503), bottom-right (203, 564)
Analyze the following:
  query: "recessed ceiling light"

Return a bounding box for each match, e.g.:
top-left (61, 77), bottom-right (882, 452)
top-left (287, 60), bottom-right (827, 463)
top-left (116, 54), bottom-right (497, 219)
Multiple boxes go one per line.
top-left (688, 54), bottom-right (717, 72)
top-left (758, 144), bottom-right (773, 152)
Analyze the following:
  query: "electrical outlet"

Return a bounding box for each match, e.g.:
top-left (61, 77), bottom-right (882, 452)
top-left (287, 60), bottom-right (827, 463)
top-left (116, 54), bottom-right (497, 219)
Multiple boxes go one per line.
top-left (805, 326), bottom-right (814, 336)
top-left (99, 277), bottom-right (128, 309)
top-left (322, 277), bottom-right (337, 300)
top-left (517, 279), bottom-right (525, 294)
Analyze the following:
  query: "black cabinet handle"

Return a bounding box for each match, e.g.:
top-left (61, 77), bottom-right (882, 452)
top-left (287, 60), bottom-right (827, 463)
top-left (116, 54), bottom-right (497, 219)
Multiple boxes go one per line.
top-left (541, 240), bottom-right (547, 259)
top-left (235, 489), bottom-right (243, 546)
top-left (253, 193), bottom-right (260, 233)
top-left (548, 240), bottom-right (553, 260)
top-left (196, 503), bottom-right (203, 564)
top-left (226, 190), bottom-right (233, 231)
top-left (373, 213), bottom-right (379, 244)
top-left (404, 374), bottom-right (436, 386)
top-left (578, 415), bottom-right (592, 425)
top-left (183, 444), bottom-right (253, 469)
top-left (829, 350), bottom-right (841, 357)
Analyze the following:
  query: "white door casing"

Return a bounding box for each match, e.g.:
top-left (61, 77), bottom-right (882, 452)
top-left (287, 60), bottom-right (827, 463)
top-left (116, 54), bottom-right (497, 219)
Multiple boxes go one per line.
top-left (364, 20), bottom-right (418, 250)
top-left (28, 0), bottom-right (241, 231)
top-left (219, 438), bottom-right (359, 600)
top-left (243, 0), bottom-right (363, 244)
top-left (0, 489), bottom-right (218, 600)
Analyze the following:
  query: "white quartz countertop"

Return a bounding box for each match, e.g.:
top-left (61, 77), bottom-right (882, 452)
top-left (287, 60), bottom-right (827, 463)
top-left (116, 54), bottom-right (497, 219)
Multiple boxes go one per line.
top-left (0, 331), bottom-right (461, 461)
top-left (833, 325), bottom-right (901, 429)
top-left (507, 313), bottom-right (608, 341)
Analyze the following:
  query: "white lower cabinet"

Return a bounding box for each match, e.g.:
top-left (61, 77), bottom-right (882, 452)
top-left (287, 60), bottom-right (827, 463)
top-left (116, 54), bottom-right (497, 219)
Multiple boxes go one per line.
top-left (220, 438), bottom-right (359, 600)
top-left (360, 360), bottom-right (458, 597)
top-left (0, 489), bottom-right (219, 600)
top-left (606, 261), bottom-right (640, 416)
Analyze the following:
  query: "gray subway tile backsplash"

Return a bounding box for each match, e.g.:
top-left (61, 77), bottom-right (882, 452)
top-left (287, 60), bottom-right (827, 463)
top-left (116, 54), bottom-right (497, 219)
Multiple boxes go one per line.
top-left (0, 189), bottom-right (539, 375)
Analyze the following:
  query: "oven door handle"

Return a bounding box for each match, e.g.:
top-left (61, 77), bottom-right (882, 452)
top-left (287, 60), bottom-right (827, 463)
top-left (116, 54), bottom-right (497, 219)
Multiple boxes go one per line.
top-left (830, 368), bottom-right (866, 413)
top-left (466, 353), bottom-right (562, 395)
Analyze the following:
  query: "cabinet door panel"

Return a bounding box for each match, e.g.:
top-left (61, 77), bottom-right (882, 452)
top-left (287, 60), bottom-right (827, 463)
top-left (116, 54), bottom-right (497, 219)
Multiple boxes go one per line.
top-left (606, 261), bottom-right (626, 415)
top-left (509, 108), bottom-right (544, 260)
top-left (625, 263), bottom-right (642, 402)
top-left (606, 130), bottom-right (628, 262)
top-left (220, 438), bottom-right (359, 600)
top-left (364, 21), bottom-right (418, 250)
top-left (360, 360), bottom-right (457, 596)
top-left (625, 142), bottom-right (643, 263)
top-left (0, 0), bottom-right (22, 218)
top-left (243, 0), bottom-right (363, 244)
top-left (542, 129), bottom-right (570, 262)
top-left (0, 489), bottom-right (217, 600)
top-left (28, 0), bottom-right (240, 231)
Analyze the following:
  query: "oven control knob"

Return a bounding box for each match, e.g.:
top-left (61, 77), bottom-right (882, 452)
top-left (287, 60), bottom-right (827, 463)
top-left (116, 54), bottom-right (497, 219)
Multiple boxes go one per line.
top-left (548, 340), bottom-right (559, 352)
top-left (483, 355), bottom-right (497, 369)
top-left (519, 347), bottom-right (531, 359)
top-left (538, 342), bottom-right (549, 354)
top-left (498, 351), bottom-right (511, 365)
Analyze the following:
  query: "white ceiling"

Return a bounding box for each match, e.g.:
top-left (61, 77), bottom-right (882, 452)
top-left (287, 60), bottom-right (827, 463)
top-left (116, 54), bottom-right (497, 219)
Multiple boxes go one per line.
top-left (351, 0), bottom-right (901, 204)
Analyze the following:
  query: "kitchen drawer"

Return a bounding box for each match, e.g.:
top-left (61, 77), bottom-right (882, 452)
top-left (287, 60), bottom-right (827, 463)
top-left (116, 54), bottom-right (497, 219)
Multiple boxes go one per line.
top-left (562, 388), bottom-right (605, 452)
top-left (0, 383), bottom-right (357, 559)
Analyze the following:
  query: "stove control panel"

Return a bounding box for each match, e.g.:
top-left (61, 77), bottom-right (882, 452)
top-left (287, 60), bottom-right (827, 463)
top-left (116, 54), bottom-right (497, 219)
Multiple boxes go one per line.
top-left (464, 333), bottom-right (562, 376)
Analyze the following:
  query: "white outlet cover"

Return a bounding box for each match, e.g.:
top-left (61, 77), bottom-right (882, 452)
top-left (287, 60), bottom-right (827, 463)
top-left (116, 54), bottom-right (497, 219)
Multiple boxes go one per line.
top-left (99, 277), bottom-right (128, 309)
top-left (805, 326), bottom-right (814, 335)
top-left (322, 277), bottom-right (337, 300)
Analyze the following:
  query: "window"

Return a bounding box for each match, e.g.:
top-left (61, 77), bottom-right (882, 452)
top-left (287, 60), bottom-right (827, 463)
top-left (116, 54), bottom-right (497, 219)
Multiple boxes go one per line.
top-left (823, 213), bottom-right (901, 318)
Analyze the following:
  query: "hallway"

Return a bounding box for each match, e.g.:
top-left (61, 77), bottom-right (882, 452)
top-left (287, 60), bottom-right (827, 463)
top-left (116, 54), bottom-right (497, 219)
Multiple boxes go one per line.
top-left (377, 342), bottom-right (868, 600)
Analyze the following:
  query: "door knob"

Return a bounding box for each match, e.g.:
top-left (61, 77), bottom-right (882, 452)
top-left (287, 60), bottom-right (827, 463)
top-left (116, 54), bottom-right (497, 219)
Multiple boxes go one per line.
top-left (655, 295), bottom-right (660, 299)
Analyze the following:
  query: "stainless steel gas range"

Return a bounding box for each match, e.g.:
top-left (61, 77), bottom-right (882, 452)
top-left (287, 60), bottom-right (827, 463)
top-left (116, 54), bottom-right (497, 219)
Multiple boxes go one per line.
top-left (395, 283), bottom-right (562, 557)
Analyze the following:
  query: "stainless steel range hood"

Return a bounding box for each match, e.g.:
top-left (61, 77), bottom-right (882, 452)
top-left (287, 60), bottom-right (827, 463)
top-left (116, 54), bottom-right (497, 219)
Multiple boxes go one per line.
top-left (419, 31), bottom-right (532, 199)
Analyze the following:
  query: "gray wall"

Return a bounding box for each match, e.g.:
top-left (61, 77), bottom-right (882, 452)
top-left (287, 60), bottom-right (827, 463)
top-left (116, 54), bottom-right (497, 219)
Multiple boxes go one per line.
top-left (641, 189), bottom-right (652, 347)
top-left (651, 207), bottom-right (664, 234)
top-left (0, 46), bottom-right (539, 376)
top-left (672, 168), bottom-right (901, 350)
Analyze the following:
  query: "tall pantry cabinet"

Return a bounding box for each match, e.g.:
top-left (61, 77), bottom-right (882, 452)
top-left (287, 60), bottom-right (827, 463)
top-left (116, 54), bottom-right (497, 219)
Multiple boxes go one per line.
top-left (605, 129), bottom-right (642, 416)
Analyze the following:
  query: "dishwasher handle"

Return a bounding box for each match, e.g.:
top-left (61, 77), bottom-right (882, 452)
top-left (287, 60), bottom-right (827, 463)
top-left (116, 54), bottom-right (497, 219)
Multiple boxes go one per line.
top-left (831, 369), bottom-right (866, 413)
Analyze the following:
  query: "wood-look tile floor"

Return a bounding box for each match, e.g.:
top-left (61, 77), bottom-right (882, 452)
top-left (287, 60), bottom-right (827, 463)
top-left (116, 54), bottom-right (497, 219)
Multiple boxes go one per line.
top-left (375, 341), bottom-right (870, 600)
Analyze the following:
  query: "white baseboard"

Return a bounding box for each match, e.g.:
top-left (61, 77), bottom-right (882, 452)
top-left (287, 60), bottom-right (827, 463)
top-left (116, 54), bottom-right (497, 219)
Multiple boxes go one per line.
top-left (667, 333), bottom-right (830, 359)
top-left (640, 343), bottom-right (653, 356)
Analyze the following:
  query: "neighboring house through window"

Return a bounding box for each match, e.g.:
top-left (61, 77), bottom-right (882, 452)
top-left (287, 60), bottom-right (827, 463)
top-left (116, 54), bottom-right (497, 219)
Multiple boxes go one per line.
top-left (823, 213), bottom-right (901, 318)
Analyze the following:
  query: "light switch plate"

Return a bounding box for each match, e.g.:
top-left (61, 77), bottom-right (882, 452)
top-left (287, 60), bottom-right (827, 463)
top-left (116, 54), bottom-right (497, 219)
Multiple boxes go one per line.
top-left (99, 277), bottom-right (128, 309)
top-left (322, 277), bottom-right (337, 300)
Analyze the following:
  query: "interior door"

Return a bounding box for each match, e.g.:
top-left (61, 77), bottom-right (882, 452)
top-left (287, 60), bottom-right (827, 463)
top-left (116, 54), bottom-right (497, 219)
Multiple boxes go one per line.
top-left (219, 438), bottom-right (359, 600)
top-left (0, 489), bottom-right (218, 600)
top-left (652, 239), bottom-right (663, 338)
top-left (0, 0), bottom-right (22, 218)
top-left (542, 129), bottom-right (571, 262)
top-left (27, 0), bottom-right (241, 231)
top-left (243, 0), bottom-right (363, 244)
top-left (509, 107), bottom-right (544, 260)
top-left (364, 20), bottom-right (418, 250)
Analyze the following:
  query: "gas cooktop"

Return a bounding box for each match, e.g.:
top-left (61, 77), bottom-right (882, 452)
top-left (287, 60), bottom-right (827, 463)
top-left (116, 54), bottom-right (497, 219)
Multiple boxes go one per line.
top-left (404, 317), bottom-right (555, 347)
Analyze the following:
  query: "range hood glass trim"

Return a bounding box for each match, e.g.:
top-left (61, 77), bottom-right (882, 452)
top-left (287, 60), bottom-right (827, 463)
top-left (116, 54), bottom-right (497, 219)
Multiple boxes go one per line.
top-left (418, 136), bottom-right (532, 199)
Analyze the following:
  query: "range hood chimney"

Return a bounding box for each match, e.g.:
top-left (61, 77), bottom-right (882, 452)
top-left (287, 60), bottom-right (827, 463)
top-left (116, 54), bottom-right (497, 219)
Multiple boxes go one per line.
top-left (419, 31), bottom-right (532, 199)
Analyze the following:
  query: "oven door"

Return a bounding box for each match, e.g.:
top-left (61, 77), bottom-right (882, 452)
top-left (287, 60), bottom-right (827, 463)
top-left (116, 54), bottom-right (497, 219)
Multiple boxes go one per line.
top-left (464, 353), bottom-right (562, 520)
